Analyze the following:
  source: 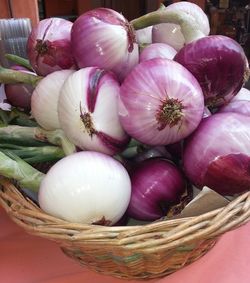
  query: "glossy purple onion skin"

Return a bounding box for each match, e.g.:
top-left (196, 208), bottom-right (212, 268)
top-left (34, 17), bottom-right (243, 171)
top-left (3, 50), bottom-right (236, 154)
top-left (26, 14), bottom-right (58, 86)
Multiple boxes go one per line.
top-left (119, 58), bottom-right (204, 146)
top-left (27, 18), bottom-right (75, 76)
top-left (4, 66), bottom-right (35, 110)
top-left (71, 8), bottom-right (138, 81)
top-left (127, 158), bottom-right (186, 221)
top-left (174, 35), bottom-right (248, 108)
top-left (4, 84), bottom-right (33, 110)
top-left (183, 112), bottom-right (250, 195)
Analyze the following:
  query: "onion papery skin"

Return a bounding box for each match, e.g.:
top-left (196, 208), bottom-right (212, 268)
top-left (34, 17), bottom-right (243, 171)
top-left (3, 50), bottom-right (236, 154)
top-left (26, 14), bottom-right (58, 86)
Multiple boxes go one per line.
top-left (139, 43), bottom-right (177, 62)
top-left (219, 87), bottom-right (250, 116)
top-left (152, 2), bottom-right (210, 51)
top-left (38, 151), bottom-right (131, 225)
top-left (31, 70), bottom-right (75, 130)
top-left (183, 112), bottom-right (250, 195)
top-left (71, 8), bottom-right (139, 81)
top-left (118, 58), bottom-right (204, 146)
top-left (27, 18), bottom-right (76, 76)
top-left (58, 67), bottom-right (130, 155)
top-left (174, 35), bottom-right (248, 108)
top-left (127, 158), bottom-right (186, 221)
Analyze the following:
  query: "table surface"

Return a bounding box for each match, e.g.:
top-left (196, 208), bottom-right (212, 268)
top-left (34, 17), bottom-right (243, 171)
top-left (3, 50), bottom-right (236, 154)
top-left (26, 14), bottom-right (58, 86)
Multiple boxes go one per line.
top-left (1, 207), bottom-right (249, 283)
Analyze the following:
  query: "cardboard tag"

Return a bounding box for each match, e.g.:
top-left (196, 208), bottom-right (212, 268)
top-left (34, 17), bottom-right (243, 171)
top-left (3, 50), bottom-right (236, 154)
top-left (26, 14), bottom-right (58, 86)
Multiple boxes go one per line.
top-left (174, 186), bottom-right (230, 218)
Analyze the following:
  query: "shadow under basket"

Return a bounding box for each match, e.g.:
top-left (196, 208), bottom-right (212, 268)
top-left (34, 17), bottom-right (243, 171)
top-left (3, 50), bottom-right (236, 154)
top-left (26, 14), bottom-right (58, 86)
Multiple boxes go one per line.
top-left (0, 178), bottom-right (250, 280)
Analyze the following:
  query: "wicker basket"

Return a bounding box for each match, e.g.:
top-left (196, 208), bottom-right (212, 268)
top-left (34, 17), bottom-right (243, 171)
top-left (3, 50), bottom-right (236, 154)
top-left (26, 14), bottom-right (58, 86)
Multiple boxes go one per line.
top-left (0, 177), bottom-right (250, 280)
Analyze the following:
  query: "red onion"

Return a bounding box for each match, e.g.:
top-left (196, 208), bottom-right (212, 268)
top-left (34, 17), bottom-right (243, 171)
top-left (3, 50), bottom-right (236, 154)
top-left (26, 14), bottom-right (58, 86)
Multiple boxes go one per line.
top-left (127, 158), bottom-right (186, 221)
top-left (132, 7), bottom-right (249, 109)
top-left (152, 2), bottom-right (210, 51)
top-left (174, 36), bottom-right (249, 108)
top-left (183, 112), bottom-right (250, 195)
top-left (139, 43), bottom-right (177, 62)
top-left (27, 18), bottom-right (76, 76)
top-left (71, 8), bottom-right (139, 82)
top-left (118, 58), bottom-right (204, 146)
top-left (4, 66), bottom-right (35, 110)
top-left (58, 67), bottom-right (130, 155)
top-left (219, 87), bottom-right (250, 116)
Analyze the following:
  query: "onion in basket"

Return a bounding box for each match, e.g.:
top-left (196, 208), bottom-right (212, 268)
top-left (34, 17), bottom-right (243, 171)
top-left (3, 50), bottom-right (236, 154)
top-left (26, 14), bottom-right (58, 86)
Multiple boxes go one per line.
top-left (183, 112), bottom-right (250, 195)
top-left (132, 5), bottom-right (249, 108)
top-left (31, 69), bottom-right (75, 130)
top-left (38, 151), bottom-right (131, 225)
top-left (27, 18), bottom-right (76, 76)
top-left (58, 67), bottom-right (130, 155)
top-left (127, 157), bottom-right (186, 221)
top-left (152, 1), bottom-right (210, 51)
top-left (118, 58), bottom-right (204, 146)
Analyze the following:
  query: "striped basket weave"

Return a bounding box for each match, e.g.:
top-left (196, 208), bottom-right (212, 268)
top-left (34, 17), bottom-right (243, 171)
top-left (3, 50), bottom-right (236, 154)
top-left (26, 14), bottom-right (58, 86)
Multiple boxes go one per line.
top-left (0, 177), bottom-right (250, 279)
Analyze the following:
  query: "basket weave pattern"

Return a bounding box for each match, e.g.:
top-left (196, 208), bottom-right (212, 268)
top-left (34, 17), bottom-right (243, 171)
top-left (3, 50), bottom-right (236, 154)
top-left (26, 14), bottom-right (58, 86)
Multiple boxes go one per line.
top-left (1, 177), bottom-right (250, 279)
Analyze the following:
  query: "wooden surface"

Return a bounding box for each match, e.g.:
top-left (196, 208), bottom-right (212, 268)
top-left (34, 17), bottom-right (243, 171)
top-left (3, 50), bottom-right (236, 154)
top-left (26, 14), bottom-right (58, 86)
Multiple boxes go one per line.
top-left (0, 0), bottom-right (39, 26)
top-left (0, 0), bottom-right (11, 18)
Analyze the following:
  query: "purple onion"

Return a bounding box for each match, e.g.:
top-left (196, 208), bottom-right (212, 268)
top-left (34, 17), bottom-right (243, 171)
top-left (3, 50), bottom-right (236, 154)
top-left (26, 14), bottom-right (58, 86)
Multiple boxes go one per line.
top-left (174, 35), bottom-right (249, 108)
top-left (139, 43), bottom-right (177, 62)
top-left (127, 158), bottom-right (186, 221)
top-left (118, 58), bottom-right (204, 146)
top-left (27, 18), bottom-right (76, 76)
top-left (219, 87), bottom-right (250, 116)
top-left (183, 112), bottom-right (250, 195)
top-left (4, 66), bottom-right (36, 110)
top-left (71, 8), bottom-right (139, 82)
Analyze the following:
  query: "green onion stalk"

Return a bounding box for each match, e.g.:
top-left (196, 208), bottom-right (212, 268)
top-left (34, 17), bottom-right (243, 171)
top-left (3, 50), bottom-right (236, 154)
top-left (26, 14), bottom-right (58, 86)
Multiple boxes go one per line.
top-left (0, 125), bottom-right (76, 155)
top-left (0, 108), bottom-right (38, 127)
top-left (0, 65), bottom-right (42, 87)
top-left (4, 54), bottom-right (33, 71)
top-left (0, 150), bottom-right (44, 192)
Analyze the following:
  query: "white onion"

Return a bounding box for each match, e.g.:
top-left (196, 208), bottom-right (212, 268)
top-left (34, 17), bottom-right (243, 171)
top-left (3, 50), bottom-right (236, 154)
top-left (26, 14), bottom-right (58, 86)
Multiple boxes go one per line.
top-left (38, 151), bottom-right (131, 224)
top-left (135, 26), bottom-right (152, 45)
top-left (58, 67), bottom-right (129, 155)
top-left (152, 2), bottom-right (210, 51)
top-left (31, 70), bottom-right (75, 130)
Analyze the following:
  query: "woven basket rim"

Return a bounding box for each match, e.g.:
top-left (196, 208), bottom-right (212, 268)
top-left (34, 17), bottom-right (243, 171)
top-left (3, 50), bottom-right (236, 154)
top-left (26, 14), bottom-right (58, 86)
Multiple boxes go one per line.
top-left (1, 177), bottom-right (250, 279)
top-left (1, 177), bottom-right (250, 241)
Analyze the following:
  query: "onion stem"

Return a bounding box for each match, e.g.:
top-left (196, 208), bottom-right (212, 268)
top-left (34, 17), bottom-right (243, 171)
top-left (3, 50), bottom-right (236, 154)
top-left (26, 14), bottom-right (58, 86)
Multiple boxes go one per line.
top-left (0, 150), bottom-right (44, 192)
top-left (0, 144), bottom-right (64, 164)
top-left (0, 125), bottom-right (76, 154)
top-left (4, 54), bottom-right (33, 71)
top-left (0, 66), bottom-right (42, 87)
top-left (131, 10), bottom-right (205, 44)
top-left (0, 108), bottom-right (38, 127)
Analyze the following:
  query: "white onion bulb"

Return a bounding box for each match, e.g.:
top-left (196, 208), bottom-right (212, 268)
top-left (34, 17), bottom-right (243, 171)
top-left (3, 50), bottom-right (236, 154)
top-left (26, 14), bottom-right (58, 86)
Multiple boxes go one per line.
top-left (58, 67), bottom-right (129, 155)
top-left (152, 2), bottom-right (210, 51)
top-left (31, 70), bottom-right (75, 130)
top-left (38, 151), bottom-right (131, 225)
